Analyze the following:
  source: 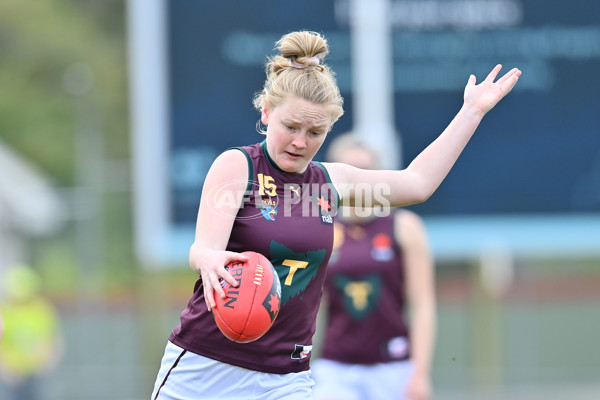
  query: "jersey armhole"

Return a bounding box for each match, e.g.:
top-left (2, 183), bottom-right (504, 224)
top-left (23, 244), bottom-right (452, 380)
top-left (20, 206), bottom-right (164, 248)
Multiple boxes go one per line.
top-left (314, 161), bottom-right (340, 210)
top-left (228, 147), bottom-right (254, 193)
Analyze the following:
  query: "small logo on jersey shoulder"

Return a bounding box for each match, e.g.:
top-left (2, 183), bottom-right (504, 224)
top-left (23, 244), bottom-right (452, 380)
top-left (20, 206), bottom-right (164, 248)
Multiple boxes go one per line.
top-left (370, 233), bottom-right (394, 261)
top-left (291, 344), bottom-right (313, 360)
top-left (288, 184), bottom-right (301, 198)
top-left (321, 214), bottom-right (333, 224)
top-left (315, 195), bottom-right (333, 225)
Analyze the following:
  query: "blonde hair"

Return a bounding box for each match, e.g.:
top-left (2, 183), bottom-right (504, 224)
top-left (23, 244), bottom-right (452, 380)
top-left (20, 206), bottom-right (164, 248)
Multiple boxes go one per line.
top-left (253, 31), bottom-right (344, 132)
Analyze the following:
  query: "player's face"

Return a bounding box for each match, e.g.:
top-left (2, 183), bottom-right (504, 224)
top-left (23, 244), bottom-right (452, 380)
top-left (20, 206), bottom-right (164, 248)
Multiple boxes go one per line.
top-left (262, 96), bottom-right (332, 173)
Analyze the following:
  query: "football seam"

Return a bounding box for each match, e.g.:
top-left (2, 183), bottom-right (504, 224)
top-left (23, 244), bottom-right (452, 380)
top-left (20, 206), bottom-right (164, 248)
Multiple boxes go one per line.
top-left (213, 309), bottom-right (243, 341)
top-left (241, 262), bottom-right (262, 337)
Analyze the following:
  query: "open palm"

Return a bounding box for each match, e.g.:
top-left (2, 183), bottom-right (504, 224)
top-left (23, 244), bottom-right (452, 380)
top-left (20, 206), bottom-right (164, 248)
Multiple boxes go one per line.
top-left (464, 64), bottom-right (522, 116)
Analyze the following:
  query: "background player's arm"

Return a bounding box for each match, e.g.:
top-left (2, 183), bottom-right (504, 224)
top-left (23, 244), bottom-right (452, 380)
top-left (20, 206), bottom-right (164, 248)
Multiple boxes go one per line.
top-left (396, 210), bottom-right (436, 400)
top-left (189, 149), bottom-right (250, 311)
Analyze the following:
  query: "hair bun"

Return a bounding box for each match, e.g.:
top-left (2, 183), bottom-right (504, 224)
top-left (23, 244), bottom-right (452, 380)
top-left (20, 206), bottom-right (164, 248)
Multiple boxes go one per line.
top-left (277, 31), bottom-right (328, 61)
top-left (253, 30), bottom-right (344, 127)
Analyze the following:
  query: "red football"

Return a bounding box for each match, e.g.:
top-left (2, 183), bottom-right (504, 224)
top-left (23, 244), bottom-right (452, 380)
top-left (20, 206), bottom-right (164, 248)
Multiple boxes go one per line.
top-left (212, 251), bottom-right (281, 343)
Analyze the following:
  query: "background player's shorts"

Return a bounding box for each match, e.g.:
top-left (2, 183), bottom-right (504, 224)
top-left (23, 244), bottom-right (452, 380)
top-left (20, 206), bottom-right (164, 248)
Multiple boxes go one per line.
top-left (151, 341), bottom-right (314, 400)
top-left (312, 358), bottom-right (413, 400)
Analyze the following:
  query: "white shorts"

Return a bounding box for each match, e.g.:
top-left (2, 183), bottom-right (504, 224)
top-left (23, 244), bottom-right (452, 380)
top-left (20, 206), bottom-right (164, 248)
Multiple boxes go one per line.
top-left (151, 341), bottom-right (314, 400)
top-left (311, 358), bottom-right (413, 400)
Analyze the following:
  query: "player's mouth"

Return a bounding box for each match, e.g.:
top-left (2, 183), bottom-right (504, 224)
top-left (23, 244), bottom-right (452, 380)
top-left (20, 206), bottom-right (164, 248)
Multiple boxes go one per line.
top-left (285, 151), bottom-right (303, 160)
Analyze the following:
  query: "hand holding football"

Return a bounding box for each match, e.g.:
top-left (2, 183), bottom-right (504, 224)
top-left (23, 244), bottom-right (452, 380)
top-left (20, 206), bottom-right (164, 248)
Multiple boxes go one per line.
top-left (212, 251), bottom-right (281, 343)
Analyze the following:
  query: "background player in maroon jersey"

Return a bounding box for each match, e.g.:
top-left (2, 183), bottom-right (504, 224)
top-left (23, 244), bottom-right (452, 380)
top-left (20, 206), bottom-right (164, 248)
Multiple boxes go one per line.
top-left (151, 30), bottom-right (520, 399)
top-left (313, 133), bottom-right (436, 400)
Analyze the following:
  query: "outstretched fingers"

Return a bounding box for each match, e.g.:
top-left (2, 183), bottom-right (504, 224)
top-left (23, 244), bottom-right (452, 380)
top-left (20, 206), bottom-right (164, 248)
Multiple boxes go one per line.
top-left (464, 64), bottom-right (521, 115)
top-left (496, 67), bottom-right (522, 85)
top-left (498, 68), bottom-right (522, 95)
top-left (484, 64), bottom-right (503, 83)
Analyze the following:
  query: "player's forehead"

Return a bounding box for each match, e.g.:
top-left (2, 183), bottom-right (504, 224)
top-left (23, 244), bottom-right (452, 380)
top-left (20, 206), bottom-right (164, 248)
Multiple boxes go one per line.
top-left (278, 96), bottom-right (332, 130)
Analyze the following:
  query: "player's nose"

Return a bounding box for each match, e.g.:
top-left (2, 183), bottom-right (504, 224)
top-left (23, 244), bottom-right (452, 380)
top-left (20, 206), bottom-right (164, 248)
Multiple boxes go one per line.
top-left (291, 132), bottom-right (307, 149)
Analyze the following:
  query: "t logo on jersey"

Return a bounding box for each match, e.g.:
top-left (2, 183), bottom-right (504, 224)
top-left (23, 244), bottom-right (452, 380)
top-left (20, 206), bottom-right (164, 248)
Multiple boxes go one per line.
top-left (344, 282), bottom-right (372, 310)
top-left (335, 274), bottom-right (382, 320)
top-left (269, 241), bottom-right (326, 306)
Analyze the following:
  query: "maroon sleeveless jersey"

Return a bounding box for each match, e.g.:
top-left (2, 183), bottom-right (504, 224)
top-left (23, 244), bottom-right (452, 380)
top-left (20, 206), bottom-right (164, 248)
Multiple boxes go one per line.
top-left (319, 213), bottom-right (411, 364)
top-left (170, 141), bottom-right (338, 374)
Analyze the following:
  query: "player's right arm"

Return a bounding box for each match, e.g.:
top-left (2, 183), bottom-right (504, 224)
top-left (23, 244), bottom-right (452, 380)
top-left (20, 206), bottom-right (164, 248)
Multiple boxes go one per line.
top-left (189, 149), bottom-right (250, 311)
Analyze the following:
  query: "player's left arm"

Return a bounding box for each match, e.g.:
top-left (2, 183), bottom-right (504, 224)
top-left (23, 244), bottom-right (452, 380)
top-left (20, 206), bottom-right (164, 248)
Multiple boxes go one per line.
top-left (324, 66), bottom-right (521, 209)
top-left (395, 210), bottom-right (436, 400)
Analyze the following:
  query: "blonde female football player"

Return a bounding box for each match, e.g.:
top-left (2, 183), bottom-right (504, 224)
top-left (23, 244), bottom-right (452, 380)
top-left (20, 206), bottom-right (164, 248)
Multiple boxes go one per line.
top-left (151, 30), bottom-right (521, 400)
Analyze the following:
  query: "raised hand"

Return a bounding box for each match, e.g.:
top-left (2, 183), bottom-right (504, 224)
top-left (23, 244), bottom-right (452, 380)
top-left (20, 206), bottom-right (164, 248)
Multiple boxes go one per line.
top-left (464, 64), bottom-right (522, 116)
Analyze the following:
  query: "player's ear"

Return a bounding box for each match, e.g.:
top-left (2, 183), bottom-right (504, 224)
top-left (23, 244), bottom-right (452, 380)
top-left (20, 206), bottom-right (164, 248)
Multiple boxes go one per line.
top-left (261, 101), bottom-right (270, 125)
